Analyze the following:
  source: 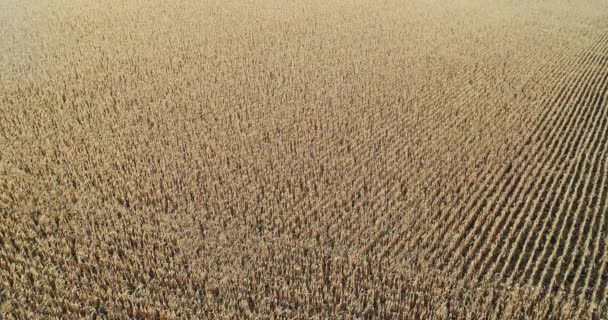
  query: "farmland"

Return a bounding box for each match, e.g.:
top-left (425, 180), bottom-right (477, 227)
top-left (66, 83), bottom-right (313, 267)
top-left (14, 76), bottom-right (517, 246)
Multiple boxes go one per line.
top-left (1, 0), bottom-right (608, 318)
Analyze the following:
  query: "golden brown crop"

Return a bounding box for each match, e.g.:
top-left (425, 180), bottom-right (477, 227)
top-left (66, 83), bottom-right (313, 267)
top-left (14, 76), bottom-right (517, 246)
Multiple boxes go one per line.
top-left (1, 0), bottom-right (608, 318)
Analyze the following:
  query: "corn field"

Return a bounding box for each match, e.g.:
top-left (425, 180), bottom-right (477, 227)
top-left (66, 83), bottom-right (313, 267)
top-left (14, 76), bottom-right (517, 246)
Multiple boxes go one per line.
top-left (1, 0), bottom-right (608, 318)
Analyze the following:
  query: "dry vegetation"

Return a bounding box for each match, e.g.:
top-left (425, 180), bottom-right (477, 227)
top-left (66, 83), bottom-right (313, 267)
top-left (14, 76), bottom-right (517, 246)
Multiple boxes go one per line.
top-left (1, 0), bottom-right (608, 318)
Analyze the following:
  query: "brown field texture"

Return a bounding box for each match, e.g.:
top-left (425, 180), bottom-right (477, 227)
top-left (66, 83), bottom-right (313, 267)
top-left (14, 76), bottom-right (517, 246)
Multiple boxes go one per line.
top-left (2, 0), bottom-right (608, 318)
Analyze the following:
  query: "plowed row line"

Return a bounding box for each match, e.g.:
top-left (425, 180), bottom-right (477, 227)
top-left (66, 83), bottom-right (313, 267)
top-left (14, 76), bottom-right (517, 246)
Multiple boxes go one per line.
top-left (374, 44), bottom-right (581, 261)
top-left (543, 69), bottom-right (608, 295)
top-left (479, 33), bottom-right (608, 286)
top-left (428, 22), bottom-right (608, 302)
top-left (421, 20), bottom-right (608, 271)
